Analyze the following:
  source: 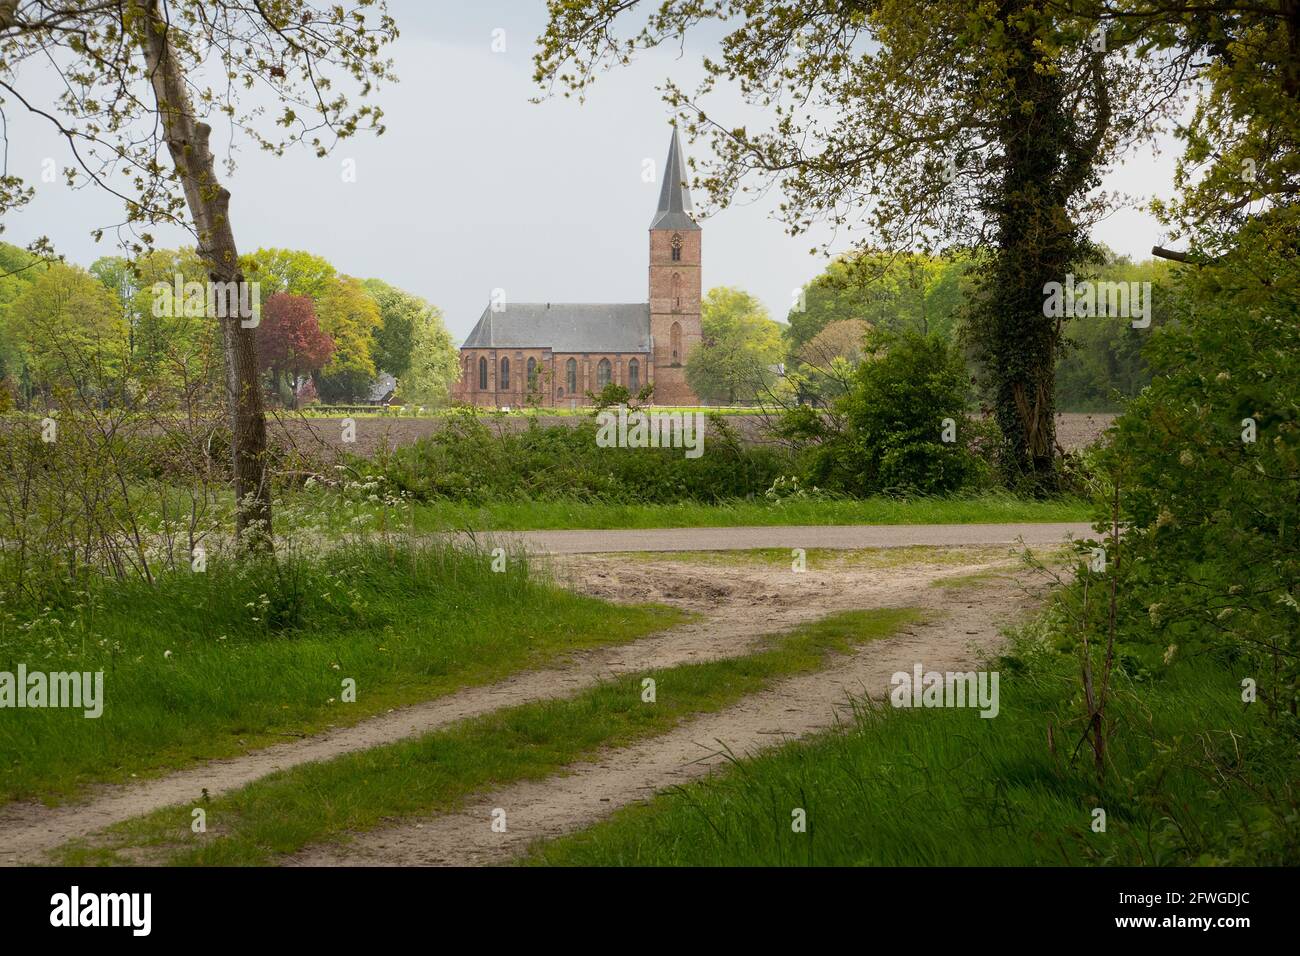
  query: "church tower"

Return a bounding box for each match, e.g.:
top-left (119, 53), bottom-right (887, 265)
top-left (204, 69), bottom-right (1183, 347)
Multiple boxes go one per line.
top-left (648, 127), bottom-right (701, 405)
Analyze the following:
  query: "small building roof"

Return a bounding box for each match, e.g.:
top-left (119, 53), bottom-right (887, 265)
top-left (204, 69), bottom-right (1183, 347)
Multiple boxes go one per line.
top-left (367, 372), bottom-right (397, 402)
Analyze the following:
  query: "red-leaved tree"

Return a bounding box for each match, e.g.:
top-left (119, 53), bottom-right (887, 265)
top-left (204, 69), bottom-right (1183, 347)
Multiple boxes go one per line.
top-left (255, 293), bottom-right (335, 409)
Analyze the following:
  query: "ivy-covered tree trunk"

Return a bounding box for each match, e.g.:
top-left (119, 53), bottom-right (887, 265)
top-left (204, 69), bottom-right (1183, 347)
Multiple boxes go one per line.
top-left (133, 0), bottom-right (273, 549)
top-left (973, 2), bottom-right (1099, 493)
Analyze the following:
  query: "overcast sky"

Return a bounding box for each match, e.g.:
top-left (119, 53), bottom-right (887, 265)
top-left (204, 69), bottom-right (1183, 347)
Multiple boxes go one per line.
top-left (4, 1), bottom-right (1184, 341)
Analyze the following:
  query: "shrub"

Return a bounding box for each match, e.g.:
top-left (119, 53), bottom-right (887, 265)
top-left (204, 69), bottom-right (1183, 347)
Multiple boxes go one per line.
top-left (363, 408), bottom-right (790, 505)
top-left (785, 329), bottom-right (980, 496)
top-left (1077, 213), bottom-right (1300, 714)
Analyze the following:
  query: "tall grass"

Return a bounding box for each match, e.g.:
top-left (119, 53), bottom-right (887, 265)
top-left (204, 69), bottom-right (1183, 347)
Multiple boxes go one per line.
top-left (526, 634), bottom-right (1294, 866)
top-left (0, 542), bottom-right (681, 804)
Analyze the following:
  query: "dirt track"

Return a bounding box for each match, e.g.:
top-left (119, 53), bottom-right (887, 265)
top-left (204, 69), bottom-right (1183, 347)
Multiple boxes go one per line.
top-left (288, 560), bottom-right (1042, 866)
top-left (0, 544), bottom-right (1055, 866)
top-left (477, 521), bottom-right (1093, 555)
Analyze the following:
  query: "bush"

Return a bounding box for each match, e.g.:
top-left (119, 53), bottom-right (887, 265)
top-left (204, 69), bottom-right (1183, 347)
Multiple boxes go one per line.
top-left (1079, 212), bottom-right (1300, 713)
top-left (784, 329), bottom-right (981, 496)
top-left (1024, 211), bottom-right (1300, 846)
top-left (362, 408), bottom-right (790, 505)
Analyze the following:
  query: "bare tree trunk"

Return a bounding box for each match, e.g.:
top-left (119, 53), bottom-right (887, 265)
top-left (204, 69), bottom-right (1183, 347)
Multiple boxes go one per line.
top-left (133, 0), bottom-right (272, 551)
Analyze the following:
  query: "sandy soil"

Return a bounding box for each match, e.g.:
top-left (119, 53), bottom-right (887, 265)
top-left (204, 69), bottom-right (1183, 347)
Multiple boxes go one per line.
top-left (1, 545), bottom-right (1046, 865)
top-left (481, 521), bottom-right (1092, 555)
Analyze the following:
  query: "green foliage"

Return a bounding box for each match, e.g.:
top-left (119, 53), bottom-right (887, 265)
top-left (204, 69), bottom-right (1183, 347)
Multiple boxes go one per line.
top-left (788, 329), bottom-right (982, 496)
top-left (0, 540), bottom-right (680, 804)
top-left (0, 242), bottom-right (45, 390)
top-left (1079, 211), bottom-right (1300, 719)
top-left (687, 286), bottom-right (783, 403)
top-left (102, 247), bottom-right (217, 387)
top-left (398, 302), bottom-right (459, 405)
top-left (362, 278), bottom-right (418, 378)
top-left (315, 275), bottom-right (381, 402)
top-left (586, 382), bottom-right (654, 410)
top-left (7, 262), bottom-right (128, 395)
top-left (586, 382), bottom-right (631, 409)
top-left (1054, 255), bottom-right (1175, 411)
top-left (787, 251), bottom-right (969, 365)
top-left (244, 248), bottom-right (338, 301)
top-left (364, 410), bottom-right (788, 505)
top-left (1146, 4), bottom-right (1300, 250)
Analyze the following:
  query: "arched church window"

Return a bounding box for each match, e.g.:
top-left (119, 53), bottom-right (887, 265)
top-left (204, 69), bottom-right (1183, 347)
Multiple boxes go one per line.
top-left (671, 273), bottom-right (682, 310)
top-left (670, 322), bottom-right (682, 366)
top-left (500, 357), bottom-right (510, 390)
top-left (566, 358), bottom-right (577, 393)
top-left (596, 358), bottom-right (612, 388)
top-left (628, 358), bottom-right (640, 391)
top-left (527, 357), bottom-right (538, 390)
top-left (478, 356), bottom-right (488, 390)
top-left (670, 233), bottom-right (682, 262)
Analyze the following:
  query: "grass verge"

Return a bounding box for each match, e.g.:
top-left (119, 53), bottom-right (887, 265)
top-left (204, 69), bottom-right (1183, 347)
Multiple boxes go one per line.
top-left (0, 542), bottom-right (683, 806)
top-left (523, 632), bottom-right (1291, 866)
top-left (398, 493), bottom-right (1092, 532)
top-left (55, 607), bottom-right (927, 866)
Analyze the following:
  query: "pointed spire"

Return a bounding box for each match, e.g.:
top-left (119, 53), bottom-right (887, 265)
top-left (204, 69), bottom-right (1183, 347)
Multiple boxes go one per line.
top-left (651, 126), bottom-right (700, 231)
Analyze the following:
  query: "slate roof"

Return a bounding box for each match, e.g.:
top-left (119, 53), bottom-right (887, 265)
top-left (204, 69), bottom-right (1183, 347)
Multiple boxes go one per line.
top-left (461, 302), bottom-right (652, 353)
top-left (651, 127), bottom-right (700, 232)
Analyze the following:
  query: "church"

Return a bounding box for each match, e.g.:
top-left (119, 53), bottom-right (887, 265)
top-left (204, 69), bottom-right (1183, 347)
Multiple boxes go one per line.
top-left (451, 128), bottom-right (702, 407)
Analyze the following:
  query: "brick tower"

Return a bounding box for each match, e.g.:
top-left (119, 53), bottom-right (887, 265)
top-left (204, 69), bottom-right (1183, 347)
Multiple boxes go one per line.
top-left (648, 127), bottom-right (701, 405)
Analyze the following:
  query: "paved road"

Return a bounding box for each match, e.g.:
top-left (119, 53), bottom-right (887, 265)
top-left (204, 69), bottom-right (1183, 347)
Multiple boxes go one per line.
top-left (468, 522), bottom-right (1097, 555)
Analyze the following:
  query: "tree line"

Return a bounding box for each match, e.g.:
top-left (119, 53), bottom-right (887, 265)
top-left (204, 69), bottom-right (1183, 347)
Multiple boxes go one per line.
top-left (687, 249), bottom-right (1174, 412)
top-left (0, 243), bottom-right (459, 411)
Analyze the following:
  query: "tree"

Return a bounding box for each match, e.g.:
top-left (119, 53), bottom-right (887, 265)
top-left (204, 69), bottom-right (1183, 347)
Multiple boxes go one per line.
top-left (1, 0), bottom-right (397, 549)
top-left (315, 276), bottom-right (381, 403)
top-left (787, 251), bottom-right (969, 364)
top-left (785, 328), bottom-right (977, 496)
top-left (794, 319), bottom-right (873, 403)
top-left (687, 287), bottom-right (783, 404)
top-left (1054, 254), bottom-right (1172, 410)
top-left (248, 248), bottom-right (339, 302)
top-left (7, 262), bottom-right (127, 396)
top-left (395, 299), bottom-right (459, 406)
top-left (88, 248), bottom-right (218, 387)
top-left (363, 278), bottom-right (419, 378)
top-left (1115, 1), bottom-right (1300, 253)
top-left (786, 257), bottom-right (870, 361)
top-left (0, 242), bottom-right (44, 397)
top-left (256, 293), bottom-right (334, 407)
